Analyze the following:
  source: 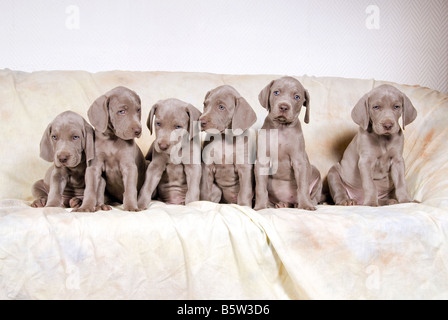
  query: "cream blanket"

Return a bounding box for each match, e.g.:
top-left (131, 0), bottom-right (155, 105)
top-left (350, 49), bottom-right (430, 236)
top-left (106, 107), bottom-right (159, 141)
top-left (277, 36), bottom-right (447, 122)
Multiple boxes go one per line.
top-left (1, 69), bottom-right (448, 299)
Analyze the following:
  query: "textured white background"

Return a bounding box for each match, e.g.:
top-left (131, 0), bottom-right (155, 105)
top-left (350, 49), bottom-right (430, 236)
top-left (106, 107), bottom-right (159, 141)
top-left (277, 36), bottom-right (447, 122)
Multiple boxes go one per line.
top-left (1, 0), bottom-right (447, 93)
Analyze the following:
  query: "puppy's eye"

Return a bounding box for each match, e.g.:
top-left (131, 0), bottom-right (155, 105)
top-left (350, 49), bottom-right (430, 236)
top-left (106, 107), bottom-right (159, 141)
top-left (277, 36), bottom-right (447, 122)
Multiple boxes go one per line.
top-left (294, 95), bottom-right (301, 101)
top-left (73, 136), bottom-right (80, 141)
top-left (273, 91), bottom-right (280, 96)
top-left (118, 110), bottom-right (126, 115)
top-left (373, 106), bottom-right (380, 110)
top-left (394, 105), bottom-right (401, 110)
top-left (156, 122), bottom-right (161, 127)
top-left (51, 135), bottom-right (58, 141)
top-left (175, 125), bottom-right (182, 130)
top-left (137, 108), bottom-right (141, 113)
top-left (218, 105), bottom-right (225, 111)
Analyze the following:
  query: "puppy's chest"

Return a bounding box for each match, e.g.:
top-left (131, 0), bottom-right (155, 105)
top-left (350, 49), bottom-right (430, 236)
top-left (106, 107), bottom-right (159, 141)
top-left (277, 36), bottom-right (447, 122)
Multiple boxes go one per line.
top-left (161, 164), bottom-right (187, 186)
top-left (203, 139), bottom-right (241, 165)
top-left (100, 140), bottom-right (132, 166)
top-left (275, 129), bottom-right (305, 155)
top-left (63, 166), bottom-right (86, 189)
top-left (371, 142), bottom-right (396, 177)
top-left (214, 164), bottom-right (239, 187)
top-left (67, 173), bottom-right (85, 188)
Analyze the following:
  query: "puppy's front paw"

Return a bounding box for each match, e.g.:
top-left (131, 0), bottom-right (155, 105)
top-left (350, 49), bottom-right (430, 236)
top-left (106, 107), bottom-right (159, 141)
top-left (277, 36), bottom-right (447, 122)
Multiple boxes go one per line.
top-left (387, 199), bottom-right (399, 206)
top-left (275, 202), bottom-right (291, 209)
top-left (69, 197), bottom-right (83, 209)
top-left (96, 204), bottom-right (112, 211)
top-left (123, 205), bottom-right (142, 212)
top-left (31, 198), bottom-right (47, 208)
top-left (297, 204), bottom-right (317, 211)
top-left (363, 200), bottom-right (379, 207)
top-left (254, 203), bottom-right (269, 211)
top-left (72, 206), bottom-right (96, 213)
top-left (297, 199), bottom-right (317, 211)
top-left (337, 199), bottom-right (357, 206)
top-left (45, 201), bottom-right (63, 208)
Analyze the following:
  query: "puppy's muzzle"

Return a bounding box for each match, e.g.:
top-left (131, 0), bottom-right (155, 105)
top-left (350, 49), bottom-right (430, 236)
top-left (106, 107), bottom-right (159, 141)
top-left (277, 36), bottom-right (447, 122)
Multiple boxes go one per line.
top-left (158, 141), bottom-right (170, 152)
top-left (58, 152), bottom-right (70, 164)
top-left (382, 121), bottom-right (394, 131)
top-left (55, 151), bottom-right (78, 167)
top-left (278, 103), bottom-right (290, 113)
top-left (133, 127), bottom-right (142, 137)
top-left (200, 119), bottom-right (208, 130)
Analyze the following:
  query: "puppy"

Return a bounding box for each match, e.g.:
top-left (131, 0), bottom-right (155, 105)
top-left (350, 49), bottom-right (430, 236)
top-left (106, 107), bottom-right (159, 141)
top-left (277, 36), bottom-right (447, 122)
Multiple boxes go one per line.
top-left (137, 98), bottom-right (202, 209)
top-left (74, 86), bottom-right (147, 212)
top-left (254, 76), bottom-right (322, 211)
top-left (327, 84), bottom-right (417, 206)
top-left (199, 85), bottom-right (257, 206)
top-left (31, 111), bottom-right (94, 208)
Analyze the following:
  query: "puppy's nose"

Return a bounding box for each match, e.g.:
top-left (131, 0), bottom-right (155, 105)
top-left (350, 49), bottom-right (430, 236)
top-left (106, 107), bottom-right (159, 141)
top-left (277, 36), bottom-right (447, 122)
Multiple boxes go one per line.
top-left (58, 153), bottom-right (70, 164)
top-left (200, 119), bottom-right (208, 129)
top-left (158, 142), bottom-right (169, 151)
top-left (382, 121), bottom-right (394, 131)
top-left (134, 128), bottom-right (142, 137)
top-left (279, 104), bottom-right (290, 113)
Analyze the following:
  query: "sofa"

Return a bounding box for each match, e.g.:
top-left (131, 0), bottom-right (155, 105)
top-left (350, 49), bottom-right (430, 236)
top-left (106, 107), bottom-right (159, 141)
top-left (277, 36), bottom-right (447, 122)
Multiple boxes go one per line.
top-left (1, 69), bottom-right (447, 300)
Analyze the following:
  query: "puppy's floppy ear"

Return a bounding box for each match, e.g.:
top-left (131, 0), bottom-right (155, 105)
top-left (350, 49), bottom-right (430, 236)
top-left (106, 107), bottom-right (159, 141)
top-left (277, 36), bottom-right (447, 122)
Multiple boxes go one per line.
top-left (203, 90), bottom-right (211, 104)
top-left (351, 93), bottom-right (370, 130)
top-left (39, 122), bottom-right (55, 162)
top-left (147, 103), bottom-right (158, 135)
top-left (82, 119), bottom-right (95, 165)
top-left (88, 94), bottom-right (110, 133)
top-left (185, 104), bottom-right (202, 140)
top-left (402, 93), bottom-right (417, 130)
top-left (258, 80), bottom-right (275, 111)
top-left (232, 96), bottom-right (257, 134)
top-left (303, 89), bottom-right (311, 124)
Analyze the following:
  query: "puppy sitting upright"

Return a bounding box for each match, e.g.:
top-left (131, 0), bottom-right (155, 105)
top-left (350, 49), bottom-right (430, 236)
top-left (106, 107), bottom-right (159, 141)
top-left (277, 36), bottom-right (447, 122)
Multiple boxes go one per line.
top-left (199, 85), bottom-right (257, 207)
top-left (327, 84), bottom-right (417, 206)
top-left (31, 111), bottom-right (94, 208)
top-left (74, 86), bottom-right (147, 212)
top-left (137, 99), bottom-right (202, 209)
top-left (254, 77), bottom-right (322, 211)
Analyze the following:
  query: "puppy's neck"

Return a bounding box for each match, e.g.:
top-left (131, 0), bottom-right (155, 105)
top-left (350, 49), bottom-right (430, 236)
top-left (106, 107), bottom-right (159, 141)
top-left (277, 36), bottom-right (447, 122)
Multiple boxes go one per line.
top-left (95, 128), bottom-right (116, 140)
top-left (366, 124), bottom-right (403, 141)
top-left (58, 153), bottom-right (87, 174)
top-left (95, 130), bottom-right (136, 149)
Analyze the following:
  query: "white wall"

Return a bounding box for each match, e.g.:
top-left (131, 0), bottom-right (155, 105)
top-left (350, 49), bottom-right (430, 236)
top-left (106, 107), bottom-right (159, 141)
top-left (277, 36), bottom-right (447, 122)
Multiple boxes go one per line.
top-left (1, 0), bottom-right (447, 93)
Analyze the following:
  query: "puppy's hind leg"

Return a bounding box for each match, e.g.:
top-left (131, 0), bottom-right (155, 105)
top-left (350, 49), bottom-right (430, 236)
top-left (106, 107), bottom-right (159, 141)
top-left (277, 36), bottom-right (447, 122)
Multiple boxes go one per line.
top-left (31, 180), bottom-right (48, 208)
top-left (310, 165), bottom-right (324, 205)
top-left (327, 165), bottom-right (356, 206)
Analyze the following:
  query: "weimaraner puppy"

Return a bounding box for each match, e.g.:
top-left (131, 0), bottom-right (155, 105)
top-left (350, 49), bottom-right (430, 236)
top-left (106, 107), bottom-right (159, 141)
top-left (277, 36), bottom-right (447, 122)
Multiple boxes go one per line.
top-left (199, 85), bottom-right (257, 206)
top-left (31, 111), bottom-right (94, 208)
top-left (254, 77), bottom-right (323, 211)
top-left (74, 86), bottom-right (147, 212)
top-left (137, 98), bottom-right (202, 209)
top-left (327, 84), bottom-right (417, 206)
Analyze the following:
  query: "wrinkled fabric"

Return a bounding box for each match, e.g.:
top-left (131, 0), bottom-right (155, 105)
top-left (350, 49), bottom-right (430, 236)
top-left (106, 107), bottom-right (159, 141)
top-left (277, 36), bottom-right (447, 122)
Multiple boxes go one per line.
top-left (1, 70), bottom-right (448, 299)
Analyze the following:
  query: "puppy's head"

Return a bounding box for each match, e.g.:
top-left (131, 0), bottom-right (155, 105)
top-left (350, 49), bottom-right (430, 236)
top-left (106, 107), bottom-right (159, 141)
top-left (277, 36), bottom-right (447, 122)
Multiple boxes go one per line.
top-left (40, 111), bottom-right (94, 168)
top-left (147, 99), bottom-right (201, 154)
top-left (259, 77), bottom-right (310, 125)
top-left (88, 86), bottom-right (142, 140)
top-left (200, 85), bottom-right (257, 134)
top-left (352, 84), bottom-right (417, 135)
